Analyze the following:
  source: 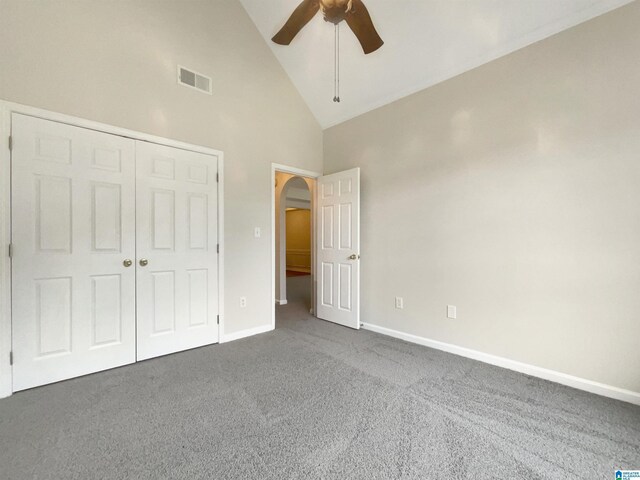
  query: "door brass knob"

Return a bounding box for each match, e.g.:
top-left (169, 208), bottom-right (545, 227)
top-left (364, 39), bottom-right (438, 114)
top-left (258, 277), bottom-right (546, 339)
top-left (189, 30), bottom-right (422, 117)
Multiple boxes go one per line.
top-left (139, 259), bottom-right (148, 267)
top-left (348, 254), bottom-right (359, 260)
top-left (123, 259), bottom-right (132, 267)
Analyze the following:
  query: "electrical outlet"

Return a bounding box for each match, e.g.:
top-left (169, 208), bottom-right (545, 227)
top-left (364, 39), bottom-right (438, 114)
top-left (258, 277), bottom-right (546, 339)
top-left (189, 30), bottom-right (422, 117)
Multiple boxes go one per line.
top-left (240, 297), bottom-right (247, 308)
top-left (447, 305), bottom-right (457, 319)
top-left (254, 227), bottom-right (261, 238)
top-left (395, 297), bottom-right (404, 309)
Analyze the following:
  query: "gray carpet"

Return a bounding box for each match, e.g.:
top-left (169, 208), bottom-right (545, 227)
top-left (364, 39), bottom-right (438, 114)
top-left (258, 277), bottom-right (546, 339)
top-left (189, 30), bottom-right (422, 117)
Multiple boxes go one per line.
top-left (0, 276), bottom-right (638, 479)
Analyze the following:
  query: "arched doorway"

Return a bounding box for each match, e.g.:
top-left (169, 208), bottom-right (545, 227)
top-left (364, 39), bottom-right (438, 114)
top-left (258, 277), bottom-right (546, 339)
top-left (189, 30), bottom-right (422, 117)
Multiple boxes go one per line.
top-left (276, 174), bottom-right (313, 308)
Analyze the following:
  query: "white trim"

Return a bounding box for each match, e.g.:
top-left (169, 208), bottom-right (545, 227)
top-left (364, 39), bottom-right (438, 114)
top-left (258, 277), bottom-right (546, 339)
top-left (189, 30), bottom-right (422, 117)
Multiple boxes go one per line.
top-left (362, 322), bottom-right (640, 406)
top-left (272, 163), bottom-right (322, 180)
top-left (220, 324), bottom-right (273, 343)
top-left (276, 299), bottom-right (288, 305)
top-left (217, 153), bottom-right (225, 350)
top-left (0, 100), bottom-right (225, 398)
top-left (0, 102), bottom-right (221, 155)
top-left (0, 105), bottom-right (12, 399)
top-left (271, 163), bottom-right (321, 331)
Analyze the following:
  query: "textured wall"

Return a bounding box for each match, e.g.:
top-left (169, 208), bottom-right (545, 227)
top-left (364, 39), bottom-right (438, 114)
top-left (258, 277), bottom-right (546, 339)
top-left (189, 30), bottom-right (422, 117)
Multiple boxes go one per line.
top-left (324, 3), bottom-right (640, 393)
top-left (0, 0), bottom-right (323, 339)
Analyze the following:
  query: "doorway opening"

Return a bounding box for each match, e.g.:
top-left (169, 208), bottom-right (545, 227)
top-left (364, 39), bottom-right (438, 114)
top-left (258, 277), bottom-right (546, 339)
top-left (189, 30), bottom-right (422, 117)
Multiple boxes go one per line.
top-left (271, 164), bottom-right (360, 331)
top-left (272, 165), bottom-right (319, 329)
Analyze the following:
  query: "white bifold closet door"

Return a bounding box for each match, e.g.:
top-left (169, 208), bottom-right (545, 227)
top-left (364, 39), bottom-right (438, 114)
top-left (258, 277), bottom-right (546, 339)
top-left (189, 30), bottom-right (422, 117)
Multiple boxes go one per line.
top-left (11, 114), bottom-right (137, 391)
top-left (135, 141), bottom-right (219, 361)
top-left (11, 114), bottom-right (220, 391)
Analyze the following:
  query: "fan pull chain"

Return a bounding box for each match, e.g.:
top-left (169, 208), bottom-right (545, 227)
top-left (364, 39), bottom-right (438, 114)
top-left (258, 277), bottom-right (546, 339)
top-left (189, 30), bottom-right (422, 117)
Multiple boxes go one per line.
top-left (333, 23), bottom-right (340, 103)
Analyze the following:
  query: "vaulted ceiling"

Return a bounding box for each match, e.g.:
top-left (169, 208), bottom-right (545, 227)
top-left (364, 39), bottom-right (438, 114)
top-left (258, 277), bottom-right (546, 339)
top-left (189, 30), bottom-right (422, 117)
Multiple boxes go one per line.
top-left (239, 0), bottom-right (633, 128)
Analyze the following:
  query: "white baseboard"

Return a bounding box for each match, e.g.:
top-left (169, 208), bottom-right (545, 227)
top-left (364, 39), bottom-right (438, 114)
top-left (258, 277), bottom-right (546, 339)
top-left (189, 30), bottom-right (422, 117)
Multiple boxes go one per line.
top-left (276, 299), bottom-right (288, 305)
top-left (220, 324), bottom-right (273, 343)
top-left (361, 322), bottom-right (640, 406)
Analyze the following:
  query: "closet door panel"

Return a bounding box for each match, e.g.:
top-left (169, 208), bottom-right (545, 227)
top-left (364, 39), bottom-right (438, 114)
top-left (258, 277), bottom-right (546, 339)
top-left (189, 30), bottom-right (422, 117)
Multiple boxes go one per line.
top-left (135, 141), bottom-right (219, 360)
top-left (11, 114), bottom-right (136, 391)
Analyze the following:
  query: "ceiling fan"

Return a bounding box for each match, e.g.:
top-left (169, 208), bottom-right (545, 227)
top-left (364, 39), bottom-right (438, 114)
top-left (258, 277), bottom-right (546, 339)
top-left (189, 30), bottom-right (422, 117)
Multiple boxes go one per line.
top-left (272, 0), bottom-right (384, 55)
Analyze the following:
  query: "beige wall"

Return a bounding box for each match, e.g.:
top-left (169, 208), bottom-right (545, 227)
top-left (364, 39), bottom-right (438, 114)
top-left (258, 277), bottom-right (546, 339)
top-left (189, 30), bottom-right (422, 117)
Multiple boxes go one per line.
top-left (285, 209), bottom-right (311, 272)
top-left (324, 3), bottom-right (640, 393)
top-left (0, 0), bottom-right (323, 336)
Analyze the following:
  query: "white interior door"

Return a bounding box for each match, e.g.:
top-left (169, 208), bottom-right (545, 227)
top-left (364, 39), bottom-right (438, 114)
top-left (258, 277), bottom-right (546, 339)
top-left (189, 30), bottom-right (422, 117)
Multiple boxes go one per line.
top-left (11, 113), bottom-right (137, 391)
top-left (135, 141), bottom-right (219, 360)
top-left (315, 168), bottom-right (360, 329)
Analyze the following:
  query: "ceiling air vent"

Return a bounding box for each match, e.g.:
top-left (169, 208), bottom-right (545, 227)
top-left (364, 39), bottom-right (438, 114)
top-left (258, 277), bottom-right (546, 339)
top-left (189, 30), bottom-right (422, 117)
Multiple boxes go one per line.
top-left (177, 66), bottom-right (212, 95)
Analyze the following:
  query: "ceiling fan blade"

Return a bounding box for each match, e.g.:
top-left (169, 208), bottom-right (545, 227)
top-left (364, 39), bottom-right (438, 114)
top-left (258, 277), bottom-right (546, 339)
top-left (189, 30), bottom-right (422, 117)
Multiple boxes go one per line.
top-left (344, 0), bottom-right (384, 54)
top-left (272, 0), bottom-right (320, 45)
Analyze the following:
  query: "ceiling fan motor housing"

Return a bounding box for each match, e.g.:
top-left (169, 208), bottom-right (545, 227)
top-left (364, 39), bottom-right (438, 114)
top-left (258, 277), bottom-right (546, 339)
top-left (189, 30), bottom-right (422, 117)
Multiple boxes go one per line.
top-left (320, 0), bottom-right (353, 24)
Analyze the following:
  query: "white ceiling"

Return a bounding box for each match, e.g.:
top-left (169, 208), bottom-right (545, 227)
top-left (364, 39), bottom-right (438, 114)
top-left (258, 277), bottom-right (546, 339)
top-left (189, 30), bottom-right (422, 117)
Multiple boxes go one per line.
top-left (240, 0), bottom-right (634, 128)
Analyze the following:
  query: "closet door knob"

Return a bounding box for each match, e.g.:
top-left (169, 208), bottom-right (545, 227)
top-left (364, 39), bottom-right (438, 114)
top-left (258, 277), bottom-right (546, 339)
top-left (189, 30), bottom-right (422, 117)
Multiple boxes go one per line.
top-left (123, 259), bottom-right (133, 267)
top-left (139, 259), bottom-right (148, 267)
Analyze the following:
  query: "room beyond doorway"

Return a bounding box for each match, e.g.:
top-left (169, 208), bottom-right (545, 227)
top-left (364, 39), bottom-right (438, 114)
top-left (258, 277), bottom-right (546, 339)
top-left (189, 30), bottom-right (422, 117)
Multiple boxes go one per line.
top-left (271, 164), bottom-right (321, 329)
top-left (275, 172), bottom-right (314, 310)
top-left (284, 203), bottom-right (311, 311)
top-left (285, 202), bottom-right (311, 277)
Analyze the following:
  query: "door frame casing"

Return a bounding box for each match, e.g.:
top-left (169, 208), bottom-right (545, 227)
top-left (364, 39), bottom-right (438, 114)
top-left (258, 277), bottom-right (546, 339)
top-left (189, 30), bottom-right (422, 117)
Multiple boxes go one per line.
top-left (0, 100), bottom-right (225, 398)
top-left (271, 163), bottom-right (321, 330)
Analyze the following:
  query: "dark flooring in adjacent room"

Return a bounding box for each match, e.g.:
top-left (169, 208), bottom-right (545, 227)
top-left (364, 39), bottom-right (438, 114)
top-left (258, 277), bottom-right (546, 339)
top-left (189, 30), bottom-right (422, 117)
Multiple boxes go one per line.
top-left (286, 269), bottom-right (311, 277)
top-left (0, 275), bottom-right (638, 479)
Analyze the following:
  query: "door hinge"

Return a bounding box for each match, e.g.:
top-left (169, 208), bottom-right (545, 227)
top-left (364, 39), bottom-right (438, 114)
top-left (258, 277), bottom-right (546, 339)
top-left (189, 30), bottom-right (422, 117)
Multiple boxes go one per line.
top-left (8, 244), bottom-right (12, 258)
top-left (217, 244), bottom-right (219, 254)
top-left (8, 135), bottom-right (12, 151)
top-left (9, 351), bottom-right (13, 366)
top-left (216, 172), bottom-right (219, 183)
top-left (217, 315), bottom-right (220, 325)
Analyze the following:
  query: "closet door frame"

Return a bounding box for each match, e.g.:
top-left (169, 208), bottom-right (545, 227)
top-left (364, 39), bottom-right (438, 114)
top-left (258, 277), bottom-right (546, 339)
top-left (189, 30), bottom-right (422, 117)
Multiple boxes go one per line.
top-left (0, 100), bottom-right (225, 399)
